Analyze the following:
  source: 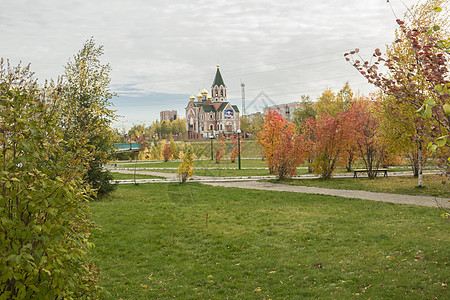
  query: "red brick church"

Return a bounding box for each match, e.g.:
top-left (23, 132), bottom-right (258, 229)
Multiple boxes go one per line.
top-left (185, 65), bottom-right (240, 139)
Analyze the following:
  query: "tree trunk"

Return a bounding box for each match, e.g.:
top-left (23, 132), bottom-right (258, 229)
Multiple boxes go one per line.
top-left (411, 150), bottom-right (419, 177)
top-left (308, 158), bottom-right (313, 173)
top-left (418, 143), bottom-right (423, 187)
top-left (345, 151), bottom-right (354, 172)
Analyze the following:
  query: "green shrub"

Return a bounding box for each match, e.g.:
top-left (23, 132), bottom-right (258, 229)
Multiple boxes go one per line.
top-left (0, 60), bottom-right (101, 298)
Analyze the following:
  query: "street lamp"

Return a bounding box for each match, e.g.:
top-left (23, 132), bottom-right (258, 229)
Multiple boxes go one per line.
top-left (237, 129), bottom-right (241, 170)
top-left (209, 131), bottom-right (214, 160)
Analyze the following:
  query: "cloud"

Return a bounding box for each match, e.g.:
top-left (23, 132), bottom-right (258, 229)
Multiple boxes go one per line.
top-left (0, 0), bottom-right (422, 128)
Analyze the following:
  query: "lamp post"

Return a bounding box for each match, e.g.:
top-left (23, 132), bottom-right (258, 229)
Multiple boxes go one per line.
top-left (237, 129), bottom-right (241, 170)
top-left (209, 131), bottom-right (214, 160)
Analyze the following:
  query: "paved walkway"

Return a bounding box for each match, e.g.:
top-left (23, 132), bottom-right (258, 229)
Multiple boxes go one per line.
top-left (109, 169), bottom-right (449, 208)
top-left (203, 181), bottom-right (448, 208)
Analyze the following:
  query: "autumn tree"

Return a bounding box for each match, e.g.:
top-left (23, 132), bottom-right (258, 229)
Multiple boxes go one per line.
top-left (347, 97), bottom-right (391, 179)
top-left (177, 146), bottom-right (194, 183)
top-left (240, 113), bottom-right (264, 137)
top-left (229, 134), bottom-right (241, 163)
top-left (336, 81), bottom-right (354, 110)
top-left (240, 115), bottom-right (251, 134)
top-left (171, 117), bottom-right (186, 138)
top-left (162, 140), bottom-right (172, 162)
top-left (346, 0), bottom-right (449, 179)
top-left (300, 117), bottom-right (317, 173)
top-left (258, 110), bottom-right (292, 174)
top-left (302, 114), bottom-right (349, 179)
top-left (340, 109), bottom-right (360, 172)
top-left (62, 37), bottom-right (117, 197)
top-left (170, 138), bottom-right (179, 159)
top-left (272, 128), bottom-right (305, 179)
top-left (127, 124), bottom-right (146, 142)
top-left (215, 135), bottom-right (226, 163)
top-left (0, 60), bottom-right (100, 298)
top-left (291, 95), bottom-right (316, 129)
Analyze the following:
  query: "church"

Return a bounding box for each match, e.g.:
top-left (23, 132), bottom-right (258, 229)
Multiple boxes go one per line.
top-left (185, 65), bottom-right (240, 139)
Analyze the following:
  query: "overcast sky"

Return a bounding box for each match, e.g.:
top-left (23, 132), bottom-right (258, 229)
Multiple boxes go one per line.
top-left (1, 0), bottom-right (425, 130)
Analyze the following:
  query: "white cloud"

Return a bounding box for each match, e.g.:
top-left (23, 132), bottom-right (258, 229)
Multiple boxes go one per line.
top-left (0, 0), bottom-right (426, 127)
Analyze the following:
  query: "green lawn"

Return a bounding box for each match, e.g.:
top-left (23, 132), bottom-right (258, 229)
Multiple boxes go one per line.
top-left (110, 172), bottom-right (165, 180)
top-left (111, 158), bottom-right (269, 169)
top-left (90, 183), bottom-right (448, 299)
top-left (269, 175), bottom-right (449, 198)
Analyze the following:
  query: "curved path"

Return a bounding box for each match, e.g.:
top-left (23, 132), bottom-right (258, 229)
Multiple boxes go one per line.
top-left (110, 169), bottom-right (448, 208)
top-left (203, 180), bottom-right (448, 208)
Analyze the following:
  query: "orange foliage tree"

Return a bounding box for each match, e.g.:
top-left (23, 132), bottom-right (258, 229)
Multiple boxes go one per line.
top-left (258, 110), bottom-right (291, 174)
top-left (215, 135), bottom-right (226, 163)
top-left (162, 140), bottom-right (172, 162)
top-left (229, 134), bottom-right (241, 163)
top-left (272, 128), bottom-right (305, 179)
top-left (302, 114), bottom-right (349, 179)
top-left (347, 97), bottom-right (391, 179)
top-left (258, 110), bottom-right (304, 178)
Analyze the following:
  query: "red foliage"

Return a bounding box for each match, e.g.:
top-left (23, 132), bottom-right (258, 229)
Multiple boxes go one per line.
top-left (302, 114), bottom-right (349, 179)
top-left (258, 110), bottom-right (304, 178)
top-left (162, 141), bottom-right (172, 162)
top-left (273, 129), bottom-right (305, 179)
top-left (215, 135), bottom-right (226, 163)
top-left (258, 110), bottom-right (294, 174)
top-left (346, 97), bottom-right (389, 178)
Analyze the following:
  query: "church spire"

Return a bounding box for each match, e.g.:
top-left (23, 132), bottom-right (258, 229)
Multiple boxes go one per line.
top-left (212, 64), bottom-right (225, 88)
top-left (211, 64), bottom-right (227, 102)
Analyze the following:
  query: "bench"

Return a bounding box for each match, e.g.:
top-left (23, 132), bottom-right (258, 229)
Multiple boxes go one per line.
top-left (353, 168), bottom-right (388, 178)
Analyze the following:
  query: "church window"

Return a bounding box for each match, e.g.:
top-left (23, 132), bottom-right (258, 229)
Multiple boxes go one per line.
top-left (210, 124), bottom-right (214, 130)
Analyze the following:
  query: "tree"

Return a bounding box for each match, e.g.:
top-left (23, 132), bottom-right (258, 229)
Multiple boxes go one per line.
top-left (346, 0), bottom-right (449, 177)
top-left (127, 124), bottom-right (146, 141)
top-left (177, 147), bottom-right (194, 183)
top-left (215, 136), bottom-right (225, 163)
top-left (229, 134), bottom-right (241, 163)
top-left (258, 110), bottom-right (292, 174)
top-left (240, 115), bottom-right (251, 134)
top-left (336, 81), bottom-right (354, 110)
top-left (0, 60), bottom-right (100, 298)
top-left (302, 114), bottom-right (349, 179)
top-left (272, 129), bottom-right (305, 179)
top-left (170, 138), bottom-right (179, 159)
top-left (291, 95), bottom-right (316, 129)
top-left (341, 108), bottom-right (360, 172)
top-left (62, 37), bottom-right (117, 197)
top-left (347, 97), bottom-right (390, 179)
top-left (162, 140), bottom-right (172, 162)
top-left (250, 113), bottom-right (264, 136)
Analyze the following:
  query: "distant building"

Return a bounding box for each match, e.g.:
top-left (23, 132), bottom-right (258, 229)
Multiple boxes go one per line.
top-left (185, 65), bottom-right (240, 139)
top-left (160, 110), bottom-right (178, 121)
top-left (246, 112), bottom-right (263, 122)
top-left (263, 102), bottom-right (302, 121)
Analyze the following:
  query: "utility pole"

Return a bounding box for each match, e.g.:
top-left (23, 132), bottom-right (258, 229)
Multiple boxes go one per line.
top-left (241, 81), bottom-right (246, 115)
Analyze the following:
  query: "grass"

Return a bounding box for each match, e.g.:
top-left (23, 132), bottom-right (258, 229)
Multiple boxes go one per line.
top-left (90, 183), bottom-right (449, 299)
top-left (269, 174), bottom-right (450, 198)
top-left (110, 172), bottom-right (164, 180)
top-left (110, 158), bottom-right (269, 169)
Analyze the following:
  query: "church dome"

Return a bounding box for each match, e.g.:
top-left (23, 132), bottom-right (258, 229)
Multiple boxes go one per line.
top-left (201, 88), bottom-right (208, 95)
top-left (196, 93), bottom-right (202, 99)
top-left (189, 95), bottom-right (195, 101)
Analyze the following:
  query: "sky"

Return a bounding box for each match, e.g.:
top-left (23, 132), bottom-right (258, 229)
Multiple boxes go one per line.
top-left (0, 0), bottom-right (425, 131)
